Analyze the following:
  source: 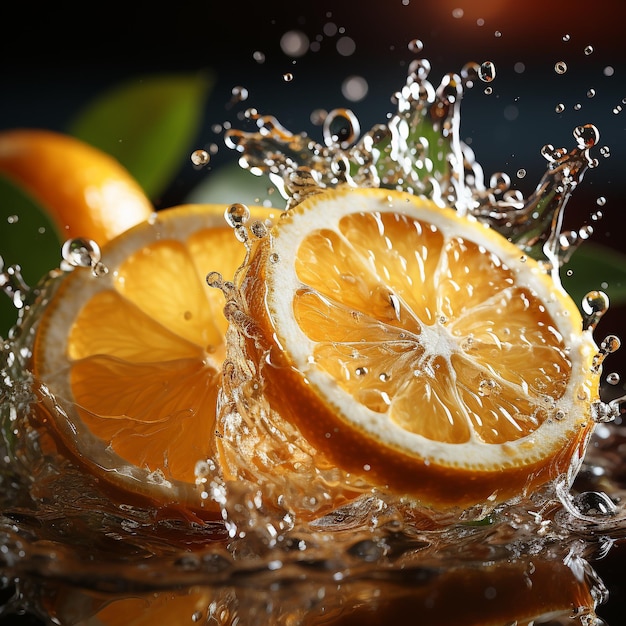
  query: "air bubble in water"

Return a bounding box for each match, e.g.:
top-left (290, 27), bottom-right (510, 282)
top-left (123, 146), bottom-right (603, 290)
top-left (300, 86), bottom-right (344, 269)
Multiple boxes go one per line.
top-left (478, 61), bottom-right (496, 83)
top-left (61, 238), bottom-right (101, 268)
top-left (191, 149), bottom-right (210, 166)
top-left (554, 61), bottom-right (568, 74)
top-left (225, 203), bottom-right (251, 227)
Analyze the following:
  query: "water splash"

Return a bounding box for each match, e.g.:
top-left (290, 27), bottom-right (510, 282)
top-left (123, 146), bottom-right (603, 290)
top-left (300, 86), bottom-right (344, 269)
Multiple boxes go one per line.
top-left (225, 60), bottom-right (599, 281)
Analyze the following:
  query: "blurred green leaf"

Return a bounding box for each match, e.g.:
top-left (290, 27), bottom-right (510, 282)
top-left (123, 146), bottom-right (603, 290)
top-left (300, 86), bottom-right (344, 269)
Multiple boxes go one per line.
top-left (185, 161), bottom-right (281, 207)
top-left (0, 177), bottom-right (61, 335)
top-left (69, 72), bottom-right (212, 200)
top-left (562, 242), bottom-right (626, 309)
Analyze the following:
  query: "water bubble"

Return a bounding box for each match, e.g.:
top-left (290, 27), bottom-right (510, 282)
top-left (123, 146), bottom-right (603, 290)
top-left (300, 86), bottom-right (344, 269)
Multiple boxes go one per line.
top-left (206, 271), bottom-right (223, 289)
top-left (280, 30), bottom-right (309, 57)
top-left (478, 378), bottom-right (497, 397)
top-left (190, 149), bottom-right (210, 167)
top-left (606, 372), bottom-right (621, 385)
top-left (61, 238), bottom-right (101, 269)
top-left (231, 86), bottom-right (248, 103)
top-left (484, 86), bottom-right (493, 95)
top-left (341, 75), bottom-right (369, 102)
top-left (572, 491), bottom-right (616, 516)
top-left (250, 220), bottom-right (268, 239)
top-left (582, 291), bottom-right (609, 331)
top-left (355, 366), bottom-right (368, 376)
top-left (408, 39), bottom-right (424, 53)
top-left (584, 45), bottom-right (594, 55)
top-left (555, 103), bottom-right (565, 113)
top-left (554, 61), bottom-right (568, 74)
top-left (478, 61), bottom-right (496, 83)
top-left (283, 73), bottom-right (294, 82)
top-left (516, 168), bottom-right (526, 179)
top-left (336, 36), bottom-right (356, 57)
top-left (323, 108), bottom-right (360, 148)
top-left (225, 203), bottom-right (250, 227)
top-left (573, 123), bottom-right (599, 149)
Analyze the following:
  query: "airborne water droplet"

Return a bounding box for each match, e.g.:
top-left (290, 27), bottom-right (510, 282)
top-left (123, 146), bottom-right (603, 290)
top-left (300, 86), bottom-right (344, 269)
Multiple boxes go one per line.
top-left (283, 72), bottom-right (294, 82)
top-left (61, 238), bottom-right (101, 269)
top-left (408, 38), bottom-right (424, 53)
top-left (478, 61), bottom-right (496, 83)
top-left (555, 103), bottom-right (565, 113)
top-left (225, 203), bottom-right (251, 227)
top-left (554, 61), bottom-right (568, 74)
top-left (191, 149), bottom-right (210, 166)
top-left (582, 290), bottom-right (609, 331)
top-left (584, 45), bottom-right (594, 56)
top-left (607, 372), bottom-right (620, 385)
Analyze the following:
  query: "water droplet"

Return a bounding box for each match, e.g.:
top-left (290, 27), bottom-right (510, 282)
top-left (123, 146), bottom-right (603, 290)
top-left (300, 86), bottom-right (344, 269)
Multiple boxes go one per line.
top-left (231, 86), bottom-right (249, 102)
top-left (206, 271), bottom-right (223, 288)
top-left (584, 45), bottom-right (594, 55)
top-left (355, 366), bottom-right (368, 376)
top-left (596, 196), bottom-right (606, 207)
top-left (573, 103), bottom-right (582, 111)
top-left (573, 123), bottom-right (599, 149)
top-left (250, 220), bottom-right (268, 239)
top-left (323, 108), bottom-right (360, 148)
top-left (586, 88), bottom-right (596, 98)
top-left (562, 34), bottom-right (571, 42)
top-left (283, 72), bottom-right (294, 82)
top-left (599, 145), bottom-right (611, 158)
top-left (190, 149), bottom-right (210, 166)
top-left (379, 372), bottom-right (390, 382)
top-left (478, 379), bottom-right (497, 397)
top-left (484, 86), bottom-right (493, 95)
top-left (607, 372), bottom-right (621, 385)
top-left (494, 30), bottom-right (502, 38)
top-left (6, 215), bottom-right (18, 224)
top-left (408, 38), bottom-right (424, 53)
top-left (554, 61), bottom-right (568, 74)
top-left (516, 168), bottom-right (526, 179)
top-left (572, 491), bottom-right (616, 516)
top-left (478, 61), bottom-right (496, 83)
top-left (280, 30), bottom-right (309, 57)
top-left (61, 238), bottom-right (101, 268)
top-left (192, 610), bottom-right (204, 623)
top-left (555, 103), bottom-right (565, 113)
top-left (252, 50), bottom-right (266, 64)
top-left (341, 75), bottom-right (369, 102)
top-left (582, 290), bottom-right (609, 331)
top-left (269, 252), bottom-right (280, 264)
top-left (613, 105), bottom-right (623, 115)
top-left (225, 203), bottom-right (250, 227)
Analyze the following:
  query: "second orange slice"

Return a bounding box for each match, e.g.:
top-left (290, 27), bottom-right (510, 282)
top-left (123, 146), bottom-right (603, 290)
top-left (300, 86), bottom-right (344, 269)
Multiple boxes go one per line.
top-left (32, 203), bottom-right (277, 514)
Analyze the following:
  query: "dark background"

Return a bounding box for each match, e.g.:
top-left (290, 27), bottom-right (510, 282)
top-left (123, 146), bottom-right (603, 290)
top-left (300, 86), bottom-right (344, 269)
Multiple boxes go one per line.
top-left (1, 0), bottom-right (626, 623)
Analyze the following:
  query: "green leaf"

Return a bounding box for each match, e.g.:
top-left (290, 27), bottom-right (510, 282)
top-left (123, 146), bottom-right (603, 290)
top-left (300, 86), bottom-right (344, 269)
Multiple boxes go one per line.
top-left (0, 176), bottom-right (61, 335)
top-left (186, 162), bottom-right (279, 207)
top-left (69, 72), bottom-right (212, 200)
top-left (562, 242), bottom-right (626, 309)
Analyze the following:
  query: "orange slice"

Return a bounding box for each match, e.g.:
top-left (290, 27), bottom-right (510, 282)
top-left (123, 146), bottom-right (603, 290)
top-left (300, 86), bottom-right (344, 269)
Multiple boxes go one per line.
top-left (239, 187), bottom-right (600, 508)
top-left (0, 129), bottom-right (153, 243)
top-left (32, 203), bottom-right (277, 514)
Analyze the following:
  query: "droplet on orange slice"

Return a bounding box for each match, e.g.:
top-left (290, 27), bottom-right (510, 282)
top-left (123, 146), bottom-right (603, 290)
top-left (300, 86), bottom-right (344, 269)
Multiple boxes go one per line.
top-left (32, 203), bottom-right (278, 514)
top-left (0, 129), bottom-right (154, 243)
top-left (239, 187), bottom-right (600, 508)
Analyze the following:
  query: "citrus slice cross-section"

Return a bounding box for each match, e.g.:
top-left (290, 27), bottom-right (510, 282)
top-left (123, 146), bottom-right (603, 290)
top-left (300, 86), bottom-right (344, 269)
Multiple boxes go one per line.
top-left (241, 187), bottom-right (600, 508)
top-left (32, 203), bottom-right (277, 514)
